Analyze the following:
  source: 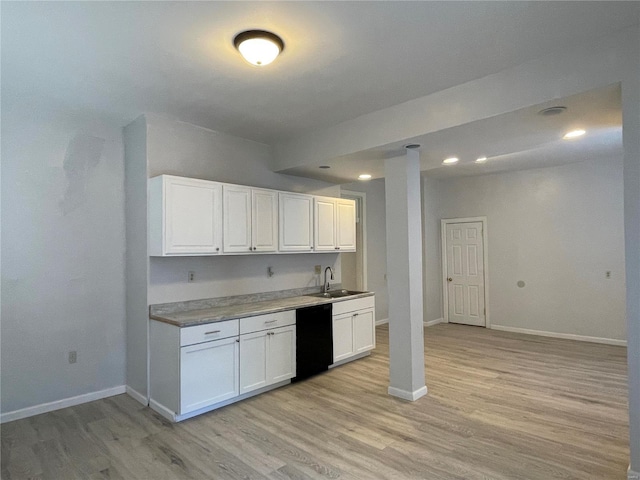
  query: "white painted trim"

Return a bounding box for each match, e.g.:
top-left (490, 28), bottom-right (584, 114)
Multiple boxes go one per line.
top-left (388, 385), bottom-right (428, 401)
top-left (424, 318), bottom-right (445, 327)
top-left (330, 351), bottom-right (371, 368)
top-left (628, 467), bottom-right (639, 480)
top-left (0, 385), bottom-right (126, 424)
top-left (441, 217), bottom-right (490, 328)
top-left (126, 385), bottom-right (148, 406)
top-left (491, 325), bottom-right (627, 347)
top-left (341, 190), bottom-right (367, 291)
top-left (149, 399), bottom-right (176, 422)
top-left (375, 317), bottom-right (389, 326)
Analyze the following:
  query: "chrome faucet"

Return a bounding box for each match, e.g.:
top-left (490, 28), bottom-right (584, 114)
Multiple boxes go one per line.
top-left (323, 266), bottom-right (334, 293)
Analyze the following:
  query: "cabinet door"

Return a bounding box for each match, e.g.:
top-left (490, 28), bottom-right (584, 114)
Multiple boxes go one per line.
top-left (163, 177), bottom-right (222, 255)
top-left (252, 189), bottom-right (278, 252)
top-left (239, 330), bottom-right (268, 394)
top-left (279, 192), bottom-right (314, 252)
top-left (223, 185), bottom-right (252, 253)
top-left (336, 198), bottom-right (356, 252)
top-left (314, 198), bottom-right (336, 251)
top-left (180, 336), bottom-right (239, 414)
top-left (332, 314), bottom-right (354, 362)
top-left (353, 309), bottom-right (376, 354)
top-left (268, 325), bottom-right (296, 383)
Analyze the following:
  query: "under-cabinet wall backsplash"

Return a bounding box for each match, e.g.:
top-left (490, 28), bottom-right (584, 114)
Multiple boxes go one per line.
top-left (148, 253), bottom-right (341, 304)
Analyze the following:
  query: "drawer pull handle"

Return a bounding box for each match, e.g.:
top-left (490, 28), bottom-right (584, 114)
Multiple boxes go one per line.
top-left (264, 319), bottom-right (278, 324)
top-left (204, 330), bottom-right (221, 335)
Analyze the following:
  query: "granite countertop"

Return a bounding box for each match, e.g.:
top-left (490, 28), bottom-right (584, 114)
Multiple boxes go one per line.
top-left (150, 290), bottom-right (374, 328)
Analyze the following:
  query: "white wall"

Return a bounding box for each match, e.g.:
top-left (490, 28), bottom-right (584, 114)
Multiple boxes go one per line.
top-left (144, 114), bottom-right (342, 304)
top-left (1, 106), bottom-right (126, 414)
top-left (423, 157), bottom-right (626, 341)
top-left (340, 179), bottom-right (388, 322)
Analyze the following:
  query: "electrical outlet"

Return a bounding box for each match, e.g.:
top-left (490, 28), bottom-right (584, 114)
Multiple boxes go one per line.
top-left (188, 271), bottom-right (195, 283)
top-left (314, 265), bottom-right (321, 275)
top-left (605, 271), bottom-right (611, 279)
top-left (68, 351), bottom-right (77, 364)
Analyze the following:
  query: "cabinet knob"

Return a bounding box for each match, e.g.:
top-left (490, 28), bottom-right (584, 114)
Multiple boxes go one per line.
top-left (253, 247), bottom-right (257, 251)
top-left (216, 247), bottom-right (219, 252)
top-left (235, 339), bottom-right (240, 343)
top-left (335, 247), bottom-right (340, 250)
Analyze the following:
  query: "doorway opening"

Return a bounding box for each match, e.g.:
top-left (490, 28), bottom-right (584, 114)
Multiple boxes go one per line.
top-left (341, 191), bottom-right (367, 291)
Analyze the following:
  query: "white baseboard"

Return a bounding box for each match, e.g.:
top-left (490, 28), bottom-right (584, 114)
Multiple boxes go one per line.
top-left (388, 385), bottom-right (428, 401)
top-left (628, 467), bottom-right (639, 480)
top-left (424, 318), bottom-right (445, 327)
top-left (491, 325), bottom-right (627, 347)
top-left (1, 385), bottom-right (126, 424)
top-left (126, 385), bottom-right (148, 406)
top-left (375, 318), bottom-right (389, 326)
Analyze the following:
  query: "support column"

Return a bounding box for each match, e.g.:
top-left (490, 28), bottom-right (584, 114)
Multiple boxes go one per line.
top-left (384, 147), bottom-right (427, 401)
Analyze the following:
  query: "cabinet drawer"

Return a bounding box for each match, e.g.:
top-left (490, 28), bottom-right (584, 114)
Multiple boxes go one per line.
top-left (240, 310), bottom-right (296, 334)
top-left (332, 296), bottom-right (375, 316)
top-left (180, 319), bottom-right (239, 347)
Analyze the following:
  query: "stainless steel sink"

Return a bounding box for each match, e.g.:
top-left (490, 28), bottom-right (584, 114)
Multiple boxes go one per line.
top-left (307, 289), bottom-right (366, 299)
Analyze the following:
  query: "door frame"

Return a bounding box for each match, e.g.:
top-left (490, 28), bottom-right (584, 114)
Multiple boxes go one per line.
top-left (341, 190), bottom-right (367, 291)
top-left (441, 216), bottom-right (490, 328)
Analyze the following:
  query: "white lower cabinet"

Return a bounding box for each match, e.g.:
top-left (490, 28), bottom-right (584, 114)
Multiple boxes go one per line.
top-left (150, 312), bottom-right (296, 422)
top-left (180, 336), bottom-right (239, 413)
top-left (332, 296), bottom-right (376, 364)
top-left (240, 322), bottom-right (296, 394)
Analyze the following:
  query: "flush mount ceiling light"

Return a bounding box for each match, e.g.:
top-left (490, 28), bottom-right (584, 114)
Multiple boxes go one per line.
top-left (563, 129), bottom-right (586, 139)
top-left (233, 30), bottom-right (284, 66)
top-left (475, 156), bottom-right (488, 163)
top-left (319, 165), bottom-right (331, 169)
top-left (442, 157), bottom-right (459, 165)
top-left (404, 143), bottom-right (421, 149)
top-left (358, 174), bottom-right (372, 181)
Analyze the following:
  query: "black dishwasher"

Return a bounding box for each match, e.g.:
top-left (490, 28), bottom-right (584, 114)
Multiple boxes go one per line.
top-left (293, 303), bottom-right (333, 382)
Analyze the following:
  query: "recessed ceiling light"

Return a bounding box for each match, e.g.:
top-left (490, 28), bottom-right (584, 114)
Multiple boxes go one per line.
top-left (233, 30), bottom-right (284, 66)
top-left (563, 129), bottom-right (586, 139)
top-left (443, 157), bottom-right (459, 165)
top-left (358, 174), bottom-right (372, 181)
top-left (319, 165), bottom-right (330, 169)
top-left (475, 156), bottom-right (488, 163)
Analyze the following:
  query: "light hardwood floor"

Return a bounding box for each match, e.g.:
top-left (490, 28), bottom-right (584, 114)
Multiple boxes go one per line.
top-left (1, 324), bottom-right (629, 479)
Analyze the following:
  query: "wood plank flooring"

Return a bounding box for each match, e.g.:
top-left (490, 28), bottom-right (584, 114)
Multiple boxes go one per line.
top-left (1, 324), bottom-right (629, 479)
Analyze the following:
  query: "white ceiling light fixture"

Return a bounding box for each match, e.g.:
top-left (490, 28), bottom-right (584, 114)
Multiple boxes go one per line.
top-left (233, 30), bottom-right (284, 66)
top-left (563, 129), bottom-right (586, 139)
top-left (358, 174), bottom-right (372, 181)
top-left (475, 156), bottom-right (488, 163)
top-left (443, 157), bottom-right (459, 165)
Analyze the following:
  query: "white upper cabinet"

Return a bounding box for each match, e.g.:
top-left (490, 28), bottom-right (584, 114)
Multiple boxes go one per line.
top-left (149, 175), bottom-right (222, 256)
top-left (336, 198), bottom-right (356, 251)
top-left (279, 192), bottom-right (314, 252)
top-left (223, 185), bottom-right (252, 253)
top-left (252, 188), bottom-right (278, 252)
top-left (223, 185), bottom-right (278, 253)
top-left (314, 197), bottom-right (337, 251)
top-left (314, 197), bottom-right (356, 253)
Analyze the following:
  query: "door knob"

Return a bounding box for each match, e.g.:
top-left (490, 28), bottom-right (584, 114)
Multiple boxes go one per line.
top-left (447, 278), bottom-right (453, 282)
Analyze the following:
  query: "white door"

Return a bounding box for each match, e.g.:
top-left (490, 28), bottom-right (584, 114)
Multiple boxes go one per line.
top-left (239, 330), bottom-right (268, 394)
top-left (336, 199), bottom-right (356, 251)
top-left (165, 177), bottom-right (222, 255)
top-left (267, 325), bottom-right (296, 383)
top-left (223, 185), bottom-right (252, 253)
top-left (353, 309), bottom-right (375, 353)
top-left (445, 222), bottom-right (486, 326)
top-left (314, 197), bottom-right (336, 251)
top-left (279, 192), bottom-right (314, 252)
top-left (180, 336), bottom-right (239, 414)
top-left (252, 189), bottom-right (278, 252)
